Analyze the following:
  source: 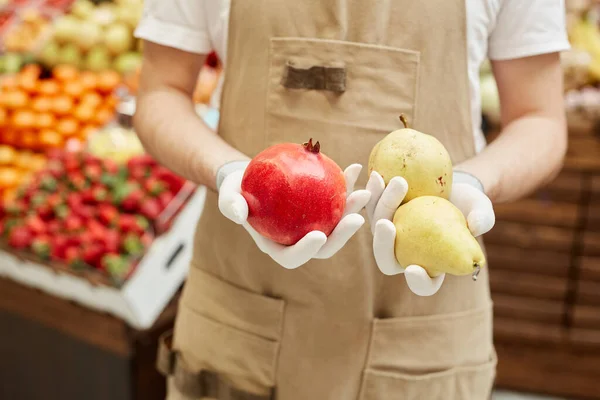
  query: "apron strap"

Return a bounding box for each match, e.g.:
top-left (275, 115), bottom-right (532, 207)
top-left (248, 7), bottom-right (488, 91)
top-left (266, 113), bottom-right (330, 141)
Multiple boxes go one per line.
top-left (157, 330), bottom-right (275, 400)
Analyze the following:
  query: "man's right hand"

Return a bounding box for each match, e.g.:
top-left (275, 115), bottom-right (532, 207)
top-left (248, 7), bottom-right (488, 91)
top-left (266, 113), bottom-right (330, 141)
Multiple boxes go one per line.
top-left (217, 161), bottom-right (370, 270)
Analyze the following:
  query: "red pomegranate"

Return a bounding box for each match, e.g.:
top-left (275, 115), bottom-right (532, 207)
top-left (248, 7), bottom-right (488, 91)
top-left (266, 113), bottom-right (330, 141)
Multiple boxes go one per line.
top-left (241, 139), bottom-right (346, 245)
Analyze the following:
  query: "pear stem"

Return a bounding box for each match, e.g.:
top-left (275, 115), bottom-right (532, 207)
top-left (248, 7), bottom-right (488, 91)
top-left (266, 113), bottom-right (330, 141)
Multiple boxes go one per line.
top-left (399, 114), bottom-right (409, 129)
top-left (472, 263), bottom-right (481, 281)
top-left (302, 138), bottom-right (321, 154)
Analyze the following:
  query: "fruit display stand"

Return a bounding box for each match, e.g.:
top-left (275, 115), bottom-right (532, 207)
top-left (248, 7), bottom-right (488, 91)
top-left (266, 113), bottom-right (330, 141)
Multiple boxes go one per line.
top-left (484, 110), bottom-right (600, 400)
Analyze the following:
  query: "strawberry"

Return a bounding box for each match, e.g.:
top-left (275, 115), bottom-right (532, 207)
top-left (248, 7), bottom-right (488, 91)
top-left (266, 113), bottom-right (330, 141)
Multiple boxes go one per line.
top-left (46, 160), bottom-right (65, 178)
top-left (31, 235), bottom-right (51, 260)
top-left (4, 199), bottom-right (25, 216)
top-left (46, 149), bottom-right (65, 161)
top-left (25, 215), bottom-right (46, 236)
top-left (102, 159), bottom-right (119, 174)
top-left (140, 198), bottom-right (161, 220)
top-left (37, 205), bottom-right (54, 221)
top-left (9, 227), bottom-right (32, 249)
top-left (30, 193), bottom-right (48, 209)
top-left (47, 220), bottom-right (61, 234)
top-left (153, 166), bottom-right (186, 193)
top-left (54, 204), bottom-right (69, 220)
top-left (144, 177), bottom-right (167, 196)
top-left (64, 156), bottom-right (80, 172)
top-left (51, 235), bottom-right (68, 260)
top-left (118, 214), bottom-right (150, 234)
top-left (84, 164), bottom-right (103, 182)
top-left (68, 172), bottom-right (88, 191)
top-left (93, 186), bottom-right (108, 202)
top-left (122, 233), bottom-right (145, 256)
top-left (102, 253), bottom-right (130, 280)
top-left (99, 204), bottom-right (119, 226)
top-left (64, 214), bottom-right (83, 232)
top-left (158, 191), bottom-right (175, 210)
top-left (47, 193), bottom-right (62, 208)
top-left (75, 205), bottom-right (95, 220)
top-left (128, 154), bottom-right (156, 169)
top-left (82, 243), bottom-right (104, 269)
top-left (121, 188), bottom-right (144, 212)
top-left (103, 230), bottom-right (120, 253)
top-left (39, 176), bottom-right (58, 192)
top-left (64, 246), bottom-right (85, 269)
top-left (89, 220), bottom-right (107, 241)
top-left (3, 219), bottom-right (21, 237)
top-left (67, 193), bottom-right (82, 210)
top-left (130, 165), bottom-right (150, 180)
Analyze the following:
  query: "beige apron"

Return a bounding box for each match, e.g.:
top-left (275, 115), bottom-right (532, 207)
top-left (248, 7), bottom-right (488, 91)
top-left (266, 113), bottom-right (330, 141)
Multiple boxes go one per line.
top-left (157, 0), bottom-right (497, 399)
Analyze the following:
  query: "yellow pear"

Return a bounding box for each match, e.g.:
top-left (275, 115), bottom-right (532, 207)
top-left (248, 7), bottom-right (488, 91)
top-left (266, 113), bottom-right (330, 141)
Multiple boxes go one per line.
top-left (393, 196), bottom-right (485, 278)
top-left (368, 115), bottom-right (453, 203)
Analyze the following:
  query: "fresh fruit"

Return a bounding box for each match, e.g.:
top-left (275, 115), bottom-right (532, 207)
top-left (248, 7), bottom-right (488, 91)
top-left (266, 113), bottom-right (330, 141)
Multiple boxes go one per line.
top-left (140, 197), bottom-right (161, 220)
top-left (368, 115), bottom-right (453, 203)
top-left (31, 235), bottom-right (52, 260)
top-left (241, 139), bottom-right (346, 245)
top-left (392, 196), bottom-right (485, 278)
top-left (9, 226), bottom-right (32, 249)
top-left (104, 23), bottom-right (132, 55)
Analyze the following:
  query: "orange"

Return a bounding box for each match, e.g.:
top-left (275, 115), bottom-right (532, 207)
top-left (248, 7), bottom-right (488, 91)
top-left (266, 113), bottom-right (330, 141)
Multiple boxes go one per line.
top-left (0, 108), bottom-right (7, 126)
top-left (36, 112), bottom-right (56, 130)
top-left (21, 64), bottom-right (42, 79)
top-left (80, 124), bottom-right (99, 139)
top-left (19, 131), bottom-right (38, 149)
top-left (53, 65), bottom-right (79, 82)
top-left (2, 90), bottom-right (29, 110)
top-left (0, 145), bottom-right (16, 165)
top-left (1, 129), bottom-right (18, 146)
top-left (105, 94), bottom-right (119, 109)
top-left (63, 81), bottom-right (85, 98)
top-left (79, 71), bottom-right (98, 91)
top-left (17, 74), bottom-right (38, 93)
top-left (56, 117), bottom-right (79, 137)
top-left (80, 92), bottom-right (102, 108)
top-left (73, 104), bottom-right (94, 123)
top-left (31, 96), bottom-right (53, 113)
top-left (96, 70), bottom-right (121, 94)
top-left (14, 151), bottom-right (35, 169)
top-left (94, 107), bottom-right (114, 126)
top-left (30, 154), bottom-right (47, 171)
top-left (39, 129), bottom-right (63, 149)
top-left (0, 76), bottom-right (18, 91)
top-left (0, 167), bottom-right (21, 188)
top-left (11, 110), bottom-right (36, 130)
top-left (38, 80), bottom-right (61, 96)
top-left (51, 95), bottom-right (74, 116)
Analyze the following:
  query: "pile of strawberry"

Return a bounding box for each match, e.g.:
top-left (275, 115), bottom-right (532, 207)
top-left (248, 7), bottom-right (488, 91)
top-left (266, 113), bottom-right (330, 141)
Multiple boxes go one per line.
top-left (0, 151), bottom-right (187, 284)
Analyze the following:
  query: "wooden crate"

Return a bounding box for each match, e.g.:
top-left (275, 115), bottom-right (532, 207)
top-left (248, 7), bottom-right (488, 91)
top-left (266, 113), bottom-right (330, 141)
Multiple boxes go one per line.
top-left (0, 277), bottom-right (180, 400)
top-left (486, 112), bottom-right (600, 399)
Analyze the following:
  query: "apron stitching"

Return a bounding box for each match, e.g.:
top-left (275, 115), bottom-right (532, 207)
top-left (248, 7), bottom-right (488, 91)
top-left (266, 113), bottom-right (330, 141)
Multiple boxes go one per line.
top-left (412, 52), bottom-right (421, 129)
top-left (264, 39), bottom-right (275, 150)
top-left (355, 319), bottom-right (376, 400)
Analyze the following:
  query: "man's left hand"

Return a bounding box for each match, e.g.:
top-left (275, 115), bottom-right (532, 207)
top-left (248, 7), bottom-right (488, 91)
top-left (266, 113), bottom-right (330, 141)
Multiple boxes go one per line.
top-left (365, 171), bottom-right (495, 296)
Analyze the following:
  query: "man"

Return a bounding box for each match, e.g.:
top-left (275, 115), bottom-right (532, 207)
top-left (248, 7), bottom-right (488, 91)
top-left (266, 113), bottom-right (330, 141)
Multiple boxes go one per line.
top-left (133, 0), bottom-right (569, 398)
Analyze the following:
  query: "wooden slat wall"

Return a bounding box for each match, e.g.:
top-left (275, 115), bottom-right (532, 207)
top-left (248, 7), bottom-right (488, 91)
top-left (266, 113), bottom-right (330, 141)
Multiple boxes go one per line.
top-left (487, 111), bottom-right (600, 399)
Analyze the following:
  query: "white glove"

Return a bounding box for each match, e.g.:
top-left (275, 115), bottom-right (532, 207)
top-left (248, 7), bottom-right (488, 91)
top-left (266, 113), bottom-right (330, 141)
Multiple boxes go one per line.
top-left (365, 170), bottom-right (495, 296)
top-left (217, 161), bottom-right (371, 270)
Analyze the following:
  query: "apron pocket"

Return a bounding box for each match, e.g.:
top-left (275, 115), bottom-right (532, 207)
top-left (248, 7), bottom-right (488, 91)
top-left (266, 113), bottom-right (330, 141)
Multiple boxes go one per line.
top-left (172, 267), bottom-right (286, 397)
top-left (358, 355), bottom-right (497, 400)
top-left (359, 305), bottom-right (495, 400)
top-left (265, 37), bottom-right (420, 167)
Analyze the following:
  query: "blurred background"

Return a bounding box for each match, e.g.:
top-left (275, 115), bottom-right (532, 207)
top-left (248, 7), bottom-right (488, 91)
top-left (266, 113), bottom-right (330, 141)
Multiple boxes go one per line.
top-left (0, 0), bottom-right (599, 399)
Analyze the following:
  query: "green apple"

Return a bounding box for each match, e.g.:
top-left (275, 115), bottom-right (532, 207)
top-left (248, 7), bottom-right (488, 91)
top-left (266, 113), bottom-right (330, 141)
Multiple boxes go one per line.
top-left (58, 43), bottom-right (83, 67)
top-left (85, 46), bottom-right (111, 71)
top-left (114, 52), bottom-right (142, 74)
top-left (104, 23), bottom-right (133, 55)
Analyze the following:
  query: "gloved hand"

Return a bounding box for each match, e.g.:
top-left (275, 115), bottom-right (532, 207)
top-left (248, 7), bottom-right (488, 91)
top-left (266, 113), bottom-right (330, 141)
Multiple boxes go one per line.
top-left (365, 170), bottom-right (495, 296)
top-left (217, 160), bottom-right (371, 270)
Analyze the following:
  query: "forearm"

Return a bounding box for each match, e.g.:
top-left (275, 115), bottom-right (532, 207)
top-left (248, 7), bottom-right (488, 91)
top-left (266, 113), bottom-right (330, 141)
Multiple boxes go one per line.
top-left (134, 87), bottom-right (248, 191)
top-left (455, 114), bottom-right (567, 204)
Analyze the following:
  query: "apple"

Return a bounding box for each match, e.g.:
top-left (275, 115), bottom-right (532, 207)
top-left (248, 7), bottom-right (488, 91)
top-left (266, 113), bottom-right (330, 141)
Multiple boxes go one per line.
top-left (104, 23), bottom-right (133, 55)
top-left (76, 22), bottom-right (102, 51)
top-left (114, 52), bottom-right (142, 74)
top-left (53, 16), bottom-right (80, 44)
top-left (85, 46), bottom-right (112, 71)
top-left (58, 43), bottom-right (82, 67)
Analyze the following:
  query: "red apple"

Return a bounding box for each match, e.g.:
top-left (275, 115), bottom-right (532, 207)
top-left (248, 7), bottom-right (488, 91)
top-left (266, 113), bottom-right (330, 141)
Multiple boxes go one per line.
top-left (241, 139), bottom-right (346, 246)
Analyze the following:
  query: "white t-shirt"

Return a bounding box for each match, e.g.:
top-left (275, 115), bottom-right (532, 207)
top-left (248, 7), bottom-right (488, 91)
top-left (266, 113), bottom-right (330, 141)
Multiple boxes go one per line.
top-left (135, 0), bottom-right (570, 153)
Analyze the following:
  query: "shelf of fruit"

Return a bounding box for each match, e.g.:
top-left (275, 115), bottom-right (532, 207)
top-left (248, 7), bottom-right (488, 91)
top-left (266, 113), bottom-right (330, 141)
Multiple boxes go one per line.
top-left (0, 150), bottom-right (192, 287)
top-left (0, 0), bottom-right (143, 75)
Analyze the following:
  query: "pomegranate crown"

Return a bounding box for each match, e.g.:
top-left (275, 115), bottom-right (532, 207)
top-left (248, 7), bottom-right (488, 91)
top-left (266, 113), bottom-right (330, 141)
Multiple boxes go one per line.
top-left (303, 138), bottom-right (321, 154)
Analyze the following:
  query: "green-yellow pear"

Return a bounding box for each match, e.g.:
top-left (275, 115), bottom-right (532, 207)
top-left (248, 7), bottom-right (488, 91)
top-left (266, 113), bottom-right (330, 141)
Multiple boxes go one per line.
top-left (393, 196), bottom-right (485, 278)
top-left (368, 115), bottom-right (453, 203)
